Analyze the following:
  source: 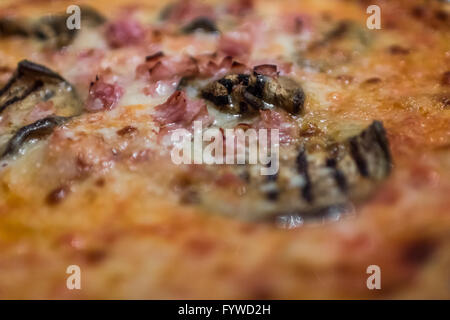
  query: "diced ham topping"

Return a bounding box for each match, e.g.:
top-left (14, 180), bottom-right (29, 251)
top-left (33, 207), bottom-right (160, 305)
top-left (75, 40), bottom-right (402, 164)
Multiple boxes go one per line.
top-left (226, 0), bottom-right (254, 16)
top-left (253, 64), bottom-right (279, 77)
top-left (85, 77), bottom-right (124, 112)
top-left (251, 60), bottom-right (292, 76)
top-left (154, 90), bottom-right (213, 129)
top-left (105, 19), bottom-right (146, 48)
top-left (136, 53), bottom-right (198, 82)
top-left (194, 54), bottom-right (248, 78)
top-left (254, 109), bottom-right (298, 144)
top-left (137, 52), bottom-right (250, 97)
top-left (218, 31), bottom-right (253, 59)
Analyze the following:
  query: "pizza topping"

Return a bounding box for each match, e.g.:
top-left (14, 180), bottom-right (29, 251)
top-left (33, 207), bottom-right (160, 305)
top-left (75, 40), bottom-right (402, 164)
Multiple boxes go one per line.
top-left (348, 121), bottom-right (392, 179)
top-left (201, 73), bottom-right (305, 115)
top-left (105, 19), bottom-right (146, 48)
top-left (0, 6), bottom-right (105, 48)
top-left (180, 121), bottom-right (392, 220)
top-left (137, 54), bottom-right (197, 82)
top-left (0, 60), bottom-right (82, 158)
top-left (0, 60), bottom-right (80, 115)
top-left (194, 54), bottom-right (249, 78)
top-left (160, 0), bottom-right (215, 24)
top-left (25, 101), bottom-right (55, 123)
top-left (254, 109), bottom-right (298, 144)
top-left (85, 77), bottom-right (124, 112)
top-left (154, 90), bottom-right (213, 129)
top-left (138, 53), bottom-right (248, 96)
top-left (218, 31), bottom-right (253, 59)
top-left (226, 0), bottom-right (254, 16)
top-left (181, 17), bottom-right (219, 34)
top-left (148, 62), bottom-right (178, 81)
top-left (253, 64), bottom-right (279, 77)
top-left (2, 116), bottom-right (68, 158)
top-left (138, 53), bottom-right (207, 96)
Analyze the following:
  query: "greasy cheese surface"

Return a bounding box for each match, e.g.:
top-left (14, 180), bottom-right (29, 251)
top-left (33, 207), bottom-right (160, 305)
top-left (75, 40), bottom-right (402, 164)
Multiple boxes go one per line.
top-left (0, 0), bottom-right (449, 298)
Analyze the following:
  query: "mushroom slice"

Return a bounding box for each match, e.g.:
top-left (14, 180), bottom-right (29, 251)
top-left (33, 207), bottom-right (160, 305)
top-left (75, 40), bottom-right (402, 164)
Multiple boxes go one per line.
top-left (0, 6), bottom-right (106, 48)
top-left (201, 73), bottom-right (305, 115)
top-left (172, 121), bottom-right (392, 221)
top-left (181, 17), bottom-right (219, 34)
top-left (0, 60), bottom-right (82, 158)
top-left (1, 116), bottom-right (67, 158)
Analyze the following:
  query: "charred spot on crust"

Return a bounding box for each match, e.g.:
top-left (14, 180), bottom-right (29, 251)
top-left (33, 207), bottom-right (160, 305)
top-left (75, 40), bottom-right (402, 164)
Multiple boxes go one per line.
top-left (46, 185), bottom-right (70, 205)
top-left (388, 45), bottom-right (410, 55)
top-left (116, 126), bottom-right (138, 137)
top-left (441, 71), bottom-right (450, 86)
top-left (181, 17), bottom-right (219, 34)
top-left (363, 77), bottom-right (382, 85)
top-left (402, 238), bottom-right (437, 267)
top-left (82, 248), bottom-right (108, 265)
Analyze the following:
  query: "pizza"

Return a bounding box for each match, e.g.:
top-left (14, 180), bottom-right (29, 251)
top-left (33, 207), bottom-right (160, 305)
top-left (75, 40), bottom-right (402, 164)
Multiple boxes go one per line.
top-left (0, 0), bottom-right (448, 299)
